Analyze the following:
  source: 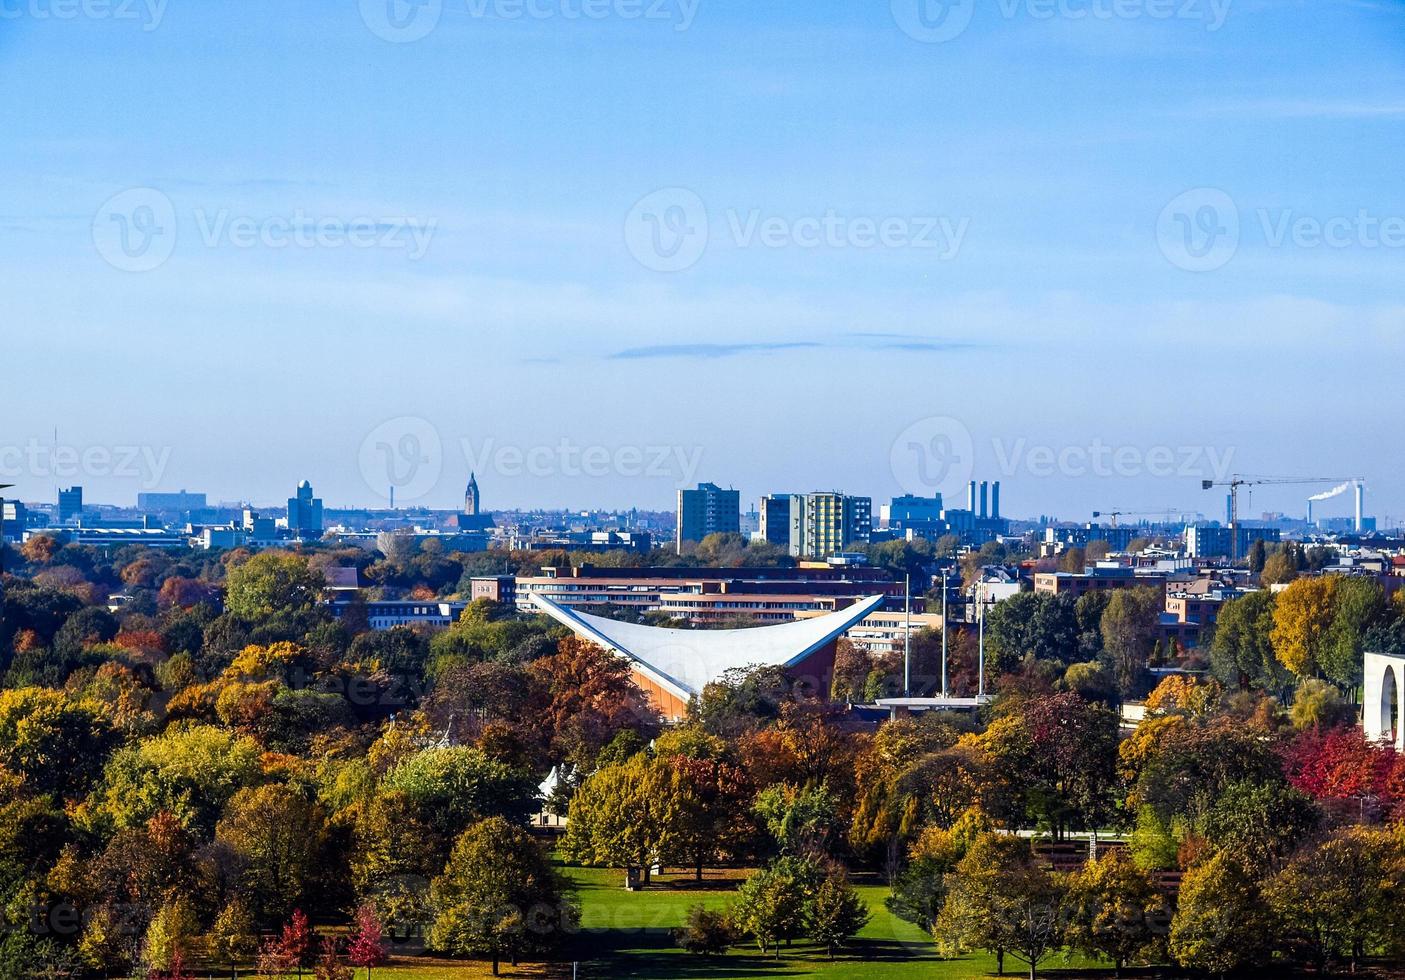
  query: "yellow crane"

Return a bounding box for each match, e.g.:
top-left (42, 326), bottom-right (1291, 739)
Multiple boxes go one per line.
top-left (1200, 475), bottom-right (1345, 561)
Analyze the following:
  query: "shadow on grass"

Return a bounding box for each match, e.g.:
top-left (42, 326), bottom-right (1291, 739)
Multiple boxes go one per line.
top-left (567, 929), bottom-right (941, 978)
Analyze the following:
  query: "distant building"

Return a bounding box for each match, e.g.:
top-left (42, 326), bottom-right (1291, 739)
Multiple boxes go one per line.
top-left (1034, 565), bottom-right (1168, 600)
top-left (788, 492), bottom-right (871, 559)
top-left (457, 473), bottom-right (496, 532)
top-left (469, 575), bottom-right (518, 607)
top-left (758, 494), bottom-right (793, 547)
top-left (1, 501), bottom-right (26, 543)
top-left (286, 480), bottom-right (324, 537)
top-left (676, 482), bottom-right (741, 552)
top-left (138, 490), bottom-right (207, 511)
top-left (58, 486), bottom-right (83, 524)
top-left (1184, 523), bottom-right (1281, 559)
top-left (881, 494), bottom-right (944, 527)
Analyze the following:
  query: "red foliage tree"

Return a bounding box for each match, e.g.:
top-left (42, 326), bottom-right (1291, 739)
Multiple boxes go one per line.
top-left (1281, 725), bottom-right (1405, 820)
top-left (346, 903), bottom-right (389, 978)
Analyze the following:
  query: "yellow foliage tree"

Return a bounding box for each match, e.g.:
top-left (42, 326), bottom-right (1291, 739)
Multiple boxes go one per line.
top-left (1270, 577), bottom-right (1339, 678)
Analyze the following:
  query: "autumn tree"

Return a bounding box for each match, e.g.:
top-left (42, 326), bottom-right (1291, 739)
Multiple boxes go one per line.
top-left (1169, 853), bottom-right (1270, 974)
top-left (1100, 587), bottom-right (1161, 698)
top-left (806, 870), bottom-right (870, 960)
top-left (346, 903), bottom-right (389, 978)
top-left (224, 550), bottom-right (325, 622)
top-left (427, 817), bottom-right (577, 976)
top-left (731, 857), bottom-right (821, 957)
top-left (216, 782), bottom-right (330, 922)
top-left (1271, 576), bottom-right (1339, 678)
top-left (1064, 850), bottom-right (1165, 977)
top-left (562, 754), bottom-right (693, 887)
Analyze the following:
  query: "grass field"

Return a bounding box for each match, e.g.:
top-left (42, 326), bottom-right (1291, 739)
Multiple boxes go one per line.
top-left (558, 865), bottom-right (1099, 979)
top-left (215, 866), bottom-right (1108, 979)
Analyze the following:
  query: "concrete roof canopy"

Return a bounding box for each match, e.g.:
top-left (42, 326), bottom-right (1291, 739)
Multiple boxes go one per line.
top-left (530, 592), bottom-right (888, 704)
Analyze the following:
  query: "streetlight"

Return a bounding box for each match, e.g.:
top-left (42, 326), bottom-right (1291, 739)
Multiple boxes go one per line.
top-left (976, 580), bottom-right (987, 700)
top-left (940, 566), bottom-right (949, 698)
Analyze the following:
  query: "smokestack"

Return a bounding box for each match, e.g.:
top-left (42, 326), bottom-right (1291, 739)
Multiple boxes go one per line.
top-left (1356, 482), bottom-right (1365, 532)
top-left (979, 481), bottom-right (988, 519)
top-left (992, 481), bottom-right (1001, 520)
top-left (968, 481), bottom-right (977, 513)
top-left (1307, 498), bottom-right (1314, 526)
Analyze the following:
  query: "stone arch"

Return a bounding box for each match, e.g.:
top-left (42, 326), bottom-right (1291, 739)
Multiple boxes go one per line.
top-left (1385, 664), bottom-right (1401, 746)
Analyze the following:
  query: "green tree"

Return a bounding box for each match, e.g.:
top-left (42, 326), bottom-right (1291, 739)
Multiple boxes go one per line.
top-left (1099, 587), bottom-right (1161, 699)
top-left (1170, 853), bottom-right (1270, 975)
top-left (216, 783), bottom-right (329, 922)
top-left (1321, 576), bottom-right (1387, 686)
top-left (209, 897), bottom-right (259, 975)
top-left (1209, 591), bottom-right (1286, 692)
top-left (1265, 827), bottom-right (1400, 972)
top-left (673, 905), bottom-right (735, 956)
top-left (563, 754), bottom-right (693, 887)
top-left (383, 746), bottom-right (539, 853)
top-left (731, 857), bottom-right (820, 957)
top-left (83, 724), bottom-right (262, 835)
top-left (143, 894), bottom-right (198, 972)
top-left (806, 871), bottom-right (870, 960)
top-left (1064, 850), bottom-right (1165, 977)
top-left (224, 551), bottom-right (325, 621)
top-left (0, 688), bottom-right (115, 798)
top-left (936, 834), bottom-right (1065, 980)
top-left (427, 817), bottom-right (577, 976)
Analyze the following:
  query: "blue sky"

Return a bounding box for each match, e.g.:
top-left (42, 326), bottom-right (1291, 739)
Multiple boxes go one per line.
top-left (2, 0), bottom-right (1402, 524)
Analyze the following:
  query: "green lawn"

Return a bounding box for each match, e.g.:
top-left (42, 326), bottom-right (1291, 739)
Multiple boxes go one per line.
top-left (560, 865), bottom-right (1102, 979)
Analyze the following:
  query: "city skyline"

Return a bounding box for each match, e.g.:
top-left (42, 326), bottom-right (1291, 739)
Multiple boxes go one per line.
top-left (4, 1), bottom-right (1403, 515)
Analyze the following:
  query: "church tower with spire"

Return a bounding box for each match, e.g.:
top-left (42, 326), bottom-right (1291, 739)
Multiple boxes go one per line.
top-left (464, 473), bottom-right (480, 517)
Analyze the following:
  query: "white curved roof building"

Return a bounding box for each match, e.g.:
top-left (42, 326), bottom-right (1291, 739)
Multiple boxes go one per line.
top-left (530, 592), bottom-right (888, 720)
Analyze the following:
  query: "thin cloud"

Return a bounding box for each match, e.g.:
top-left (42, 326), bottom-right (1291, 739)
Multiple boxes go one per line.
top-left (610, 342), bottom-right (821, 360)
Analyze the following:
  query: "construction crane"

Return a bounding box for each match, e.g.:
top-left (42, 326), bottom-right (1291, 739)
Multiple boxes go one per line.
top-left (1200, 475), bottom-right (1345, 561)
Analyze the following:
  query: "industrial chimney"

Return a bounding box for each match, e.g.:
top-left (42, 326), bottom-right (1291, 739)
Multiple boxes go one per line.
top-left (1356, 481), bottom-right (1365, 532)
top-left (967, 481), bottom-right (977, 513)
top-left (979, 481), bottom-right (989, 519)
top-left (992, 481), bottom-right (1001, 520)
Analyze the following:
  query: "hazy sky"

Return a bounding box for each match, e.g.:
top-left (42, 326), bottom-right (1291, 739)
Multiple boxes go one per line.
top-left (2, 0), bottom-right (1402, 523)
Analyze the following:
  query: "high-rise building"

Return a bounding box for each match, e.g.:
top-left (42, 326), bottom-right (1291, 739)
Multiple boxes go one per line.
top-left (676, 482), bottom-right (741, 552)
top-left (286, 480), bottom-right (323, 537)
top-left (58, 486), bottom-right (83, 524)
top-left (758, 494), bottom-right (793, 546)
top-left (788, 492), bottom-right (872, 559)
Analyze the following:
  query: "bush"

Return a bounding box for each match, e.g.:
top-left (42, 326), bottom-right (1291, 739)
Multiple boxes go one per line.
top-left (673, 904), bottom-right (736, 956)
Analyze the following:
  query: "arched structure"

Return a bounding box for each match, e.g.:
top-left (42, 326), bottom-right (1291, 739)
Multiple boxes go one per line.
top-left (1363, 651), bottom-right (1405, 750)
top-left (530, 592), bottom-right (888, 722)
